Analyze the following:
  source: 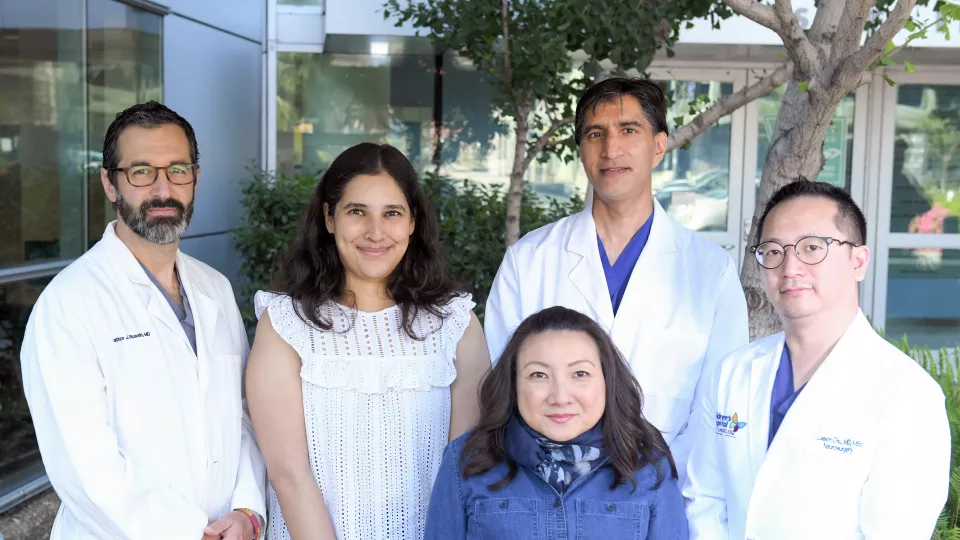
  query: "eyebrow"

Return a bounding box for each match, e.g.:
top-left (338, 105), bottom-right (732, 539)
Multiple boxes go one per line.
top-left (760, 233), bottom-right (822, 243)
top-left (342, 202), bottom-right (407, 211)
top-left (522, 359), bottom-right (596, 369)
top-left (127, 159), bottom-right (192, 167)
top-left (582, 120), bottom-right (645, 134)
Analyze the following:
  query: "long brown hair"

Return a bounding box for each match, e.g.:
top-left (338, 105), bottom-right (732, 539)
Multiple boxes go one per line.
top-left (271, 142), bottom-right (460, 339)
top-left (460, 306), bottom-right (677, 490)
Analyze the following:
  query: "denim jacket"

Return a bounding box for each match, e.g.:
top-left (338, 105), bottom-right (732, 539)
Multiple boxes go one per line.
top-left (424, 425), bottom-right (689, 540)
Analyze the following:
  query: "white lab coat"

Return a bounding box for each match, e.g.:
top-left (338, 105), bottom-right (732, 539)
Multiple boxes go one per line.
top-left (682, 310), bottom-right (950, 540)
top-left (20, 222), bottom-right (266, 540)
top-left (484, 199), bottom-right (749, 483)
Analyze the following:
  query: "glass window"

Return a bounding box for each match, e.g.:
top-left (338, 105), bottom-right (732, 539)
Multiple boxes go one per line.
top-left (756, 86), bottom-right (855, 192)
top-left (890, 84), bottom-right (960, 235)
top-left (439, 52), bottom-right (586, 203)
top-left (0, 276), bottom-right (53, 498)
top-left (276, 52), bottom-right (435, 174)
top-left (278, 0), bottom-right (322, 4)
top-left (654, 80), bottom-right (734, 232)
top-left (885, 248), bottom-right (960, 350)
top-left (0, 0), bottom-right (86, 269)
top-left (85, 0), bottom-right (162, 247)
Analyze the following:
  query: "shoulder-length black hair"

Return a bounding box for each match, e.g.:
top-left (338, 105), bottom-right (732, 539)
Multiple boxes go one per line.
top-left (460, 306), bottom-right (677, 490)
top-left (273, 142), bottom-right (460, 339)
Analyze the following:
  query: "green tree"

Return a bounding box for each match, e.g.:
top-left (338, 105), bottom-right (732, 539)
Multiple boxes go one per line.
top-left (383, 0), bottom-right (749, 245)
top-left (385, 0), bottom-right (959, 338)
top-left (721, 0), bottom-right (959, 338)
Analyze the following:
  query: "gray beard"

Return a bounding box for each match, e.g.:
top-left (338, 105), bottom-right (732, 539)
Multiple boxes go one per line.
top-left (116, 192), bottom-right (195, 245)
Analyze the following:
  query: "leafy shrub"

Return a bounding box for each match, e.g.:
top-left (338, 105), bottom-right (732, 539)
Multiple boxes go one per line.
top-left (880, 330), bottom-right (960, 539)
top-left (233, 169), bottom-right (583, 331)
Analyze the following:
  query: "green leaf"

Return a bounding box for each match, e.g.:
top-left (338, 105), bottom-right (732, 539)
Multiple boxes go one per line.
top-left (904, 18), bottom-right (918, 32)
top-left (883, 40), bottom-right (896, 55)
top-left (882, 73), bottom-right (897, 86)
top-left (799, 81), bottom-right (809, 92)
top-left (904, 60), bottom-right (917, 73)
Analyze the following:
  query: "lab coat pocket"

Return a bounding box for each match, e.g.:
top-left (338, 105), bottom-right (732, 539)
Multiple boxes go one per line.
top-left (576, 500), bottom-right (649, 540)
top-left (474, 497), bottom-right (539, 540)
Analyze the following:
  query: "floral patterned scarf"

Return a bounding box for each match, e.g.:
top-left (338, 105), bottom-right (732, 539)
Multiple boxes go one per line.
top-left (508, 415), bottom-right (607, 494)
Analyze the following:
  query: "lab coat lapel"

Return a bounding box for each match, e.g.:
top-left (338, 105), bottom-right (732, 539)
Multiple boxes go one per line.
top-left (609, 200), bottom-right (677, 360)
top-left (747, 338), bottom-right (782, 481)
top-left (762, 311), bottom-right (869, 463)
top-left (177, 255), bottom-right (220, 396)
top-left (567, 210), bottom-right (615, 330)
top-left (101, 222), bottom-right (193, 352)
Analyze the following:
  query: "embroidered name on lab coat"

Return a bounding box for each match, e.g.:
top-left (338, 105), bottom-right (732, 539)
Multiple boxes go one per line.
top-left (816, 436), bottom-right (863, 454)
top-left (112, 331), bottom-right (151, 343)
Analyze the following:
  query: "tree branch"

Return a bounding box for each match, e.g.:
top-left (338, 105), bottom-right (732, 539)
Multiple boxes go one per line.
top-left (842, 0), bottom-right (919, 73)
top-left (521, 116), bottom-right (574, 171)
top-left (827, 0), bottom-right (874, 62)
top-left (666, 63), bottom-right (793, 153)
top-left (772, 0), bottom-right (821, 78)
top-left (723, 0), bottom-right (782, 33)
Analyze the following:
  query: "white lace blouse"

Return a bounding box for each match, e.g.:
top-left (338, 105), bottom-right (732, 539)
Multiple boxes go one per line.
top-left (253, 291), bottom-right (475, 540)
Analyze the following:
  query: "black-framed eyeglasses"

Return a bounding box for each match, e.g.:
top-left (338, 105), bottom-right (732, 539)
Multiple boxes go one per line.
top-left (109, 163), bottom-right (198, 187)
top-left (749, 235), bottom-right (861, 269)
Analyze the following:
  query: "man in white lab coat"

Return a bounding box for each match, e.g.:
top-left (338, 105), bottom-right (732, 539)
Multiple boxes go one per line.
top-left (484, 78), bottom-right (749, 482)
top-left (683, 178), bottom-right (950, 539)
top-left (20, 102), bottom-right (266, 540)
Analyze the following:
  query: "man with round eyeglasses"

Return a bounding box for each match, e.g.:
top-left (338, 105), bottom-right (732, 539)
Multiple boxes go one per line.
top-left (683, 178), bottom-right (949, 539)
top-left (20, 101), bottom-right (266, 539)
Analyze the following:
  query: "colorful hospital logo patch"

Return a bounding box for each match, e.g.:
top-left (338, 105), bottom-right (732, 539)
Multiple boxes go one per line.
top-left (716, 412), bottom-right (747, 437)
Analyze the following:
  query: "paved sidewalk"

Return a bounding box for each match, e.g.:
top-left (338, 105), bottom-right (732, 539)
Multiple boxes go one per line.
top-left (0, 490), bottom-right (58, 540)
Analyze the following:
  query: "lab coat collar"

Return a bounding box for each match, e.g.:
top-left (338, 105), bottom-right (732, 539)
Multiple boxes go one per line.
top-left (566, 197), bottom-right (677, 257)
top-left (100, 221), bottom-right (219, 362)
top-left (566, 198), bottom-right (678, 331)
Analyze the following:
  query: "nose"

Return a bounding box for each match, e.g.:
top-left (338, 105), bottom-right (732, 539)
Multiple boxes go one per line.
top-left (149, 169), bottom-right (174, 199)
top-left (545, 378), bottom-right (573, 406)
top-left (601, 131), bottom-right (622, 160)
top-left (779, 246), bottom-right (806, 278)
top-left (365, 216), bottom-right (385, 242)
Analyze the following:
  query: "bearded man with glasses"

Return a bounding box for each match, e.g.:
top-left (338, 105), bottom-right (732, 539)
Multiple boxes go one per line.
top-left (683, 178), bottom-right (949, 539)
top-left (20, 101), bottom-right (266, 540)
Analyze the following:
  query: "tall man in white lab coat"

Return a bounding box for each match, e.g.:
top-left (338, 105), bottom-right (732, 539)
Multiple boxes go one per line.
top-left (20, 102), bottom-right (266, 540)
top-left (683, 179), bottom-right (950, 539)
top-left (484, 78), bottom-right (749, 483)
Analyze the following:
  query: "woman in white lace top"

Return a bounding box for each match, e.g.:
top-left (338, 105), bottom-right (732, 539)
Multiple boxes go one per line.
top-left (245, 143), bottom-right (491, 539)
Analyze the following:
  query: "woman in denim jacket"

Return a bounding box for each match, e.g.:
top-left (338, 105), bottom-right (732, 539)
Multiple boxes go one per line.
top-left (425, 306), bottom-right (688, 540)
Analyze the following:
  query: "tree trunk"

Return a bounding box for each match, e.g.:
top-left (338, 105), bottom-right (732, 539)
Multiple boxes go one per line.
top-left (505, 104), bottom-right (531, 246)
top-left (741, 81), bottom-right (838, 340)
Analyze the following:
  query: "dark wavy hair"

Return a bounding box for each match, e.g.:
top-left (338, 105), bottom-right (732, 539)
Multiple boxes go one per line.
top-left (102, 100), bottom-right (199, 187)
top-left (273, 142), bottom-right (461, 339)
top-left (460, 306), bottom-right (677, 490)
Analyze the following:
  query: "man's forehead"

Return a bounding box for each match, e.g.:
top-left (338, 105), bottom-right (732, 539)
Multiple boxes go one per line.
top-left (763, 198), bottom-right (841, 236)
top-left (586, 95), bottom-right (646, 123)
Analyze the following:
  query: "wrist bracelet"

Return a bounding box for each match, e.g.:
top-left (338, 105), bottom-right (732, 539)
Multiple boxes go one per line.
top-left (237, 508), bottom-right (262, 540)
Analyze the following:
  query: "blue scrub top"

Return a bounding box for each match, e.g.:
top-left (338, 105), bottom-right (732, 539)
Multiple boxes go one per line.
top-left (597, 211), bottom-right (653, 315)
top-left (769, 345), bottom-right (805, 447)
